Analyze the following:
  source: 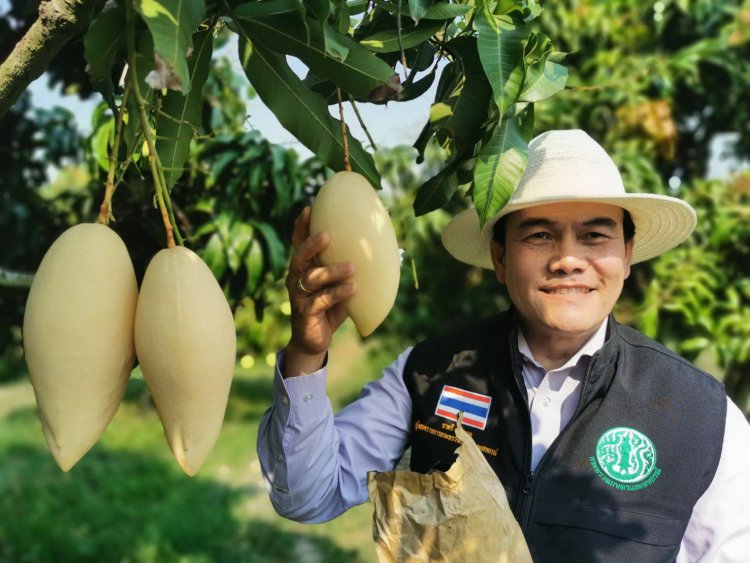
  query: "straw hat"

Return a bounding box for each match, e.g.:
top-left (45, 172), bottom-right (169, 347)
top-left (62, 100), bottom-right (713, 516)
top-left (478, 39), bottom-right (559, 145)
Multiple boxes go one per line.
top-left (441, 129), bottom-right (696, 268)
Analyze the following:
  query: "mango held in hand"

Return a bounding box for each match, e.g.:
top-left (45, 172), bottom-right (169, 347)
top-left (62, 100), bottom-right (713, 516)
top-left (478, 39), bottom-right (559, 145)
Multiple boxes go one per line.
top-left (23, 223), bottom-right (138, 471)
top-left (134, 246), bottom-right (236, 476)
top-left (310, 171), bottom-right (400, 336)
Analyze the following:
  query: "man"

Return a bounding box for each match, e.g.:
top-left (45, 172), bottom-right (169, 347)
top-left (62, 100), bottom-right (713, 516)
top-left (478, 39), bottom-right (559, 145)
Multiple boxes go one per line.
top-left (258, 130), bottom-right (750, 561)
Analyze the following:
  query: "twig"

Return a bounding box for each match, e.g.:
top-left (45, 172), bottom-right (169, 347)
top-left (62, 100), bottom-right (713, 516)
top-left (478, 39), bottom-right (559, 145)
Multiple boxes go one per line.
top-left (396, 0), bottom-right (408, 80)
top-left (98, 84), bottom-right (130, 225)
top-left (349, 95), bottom-right (377, 151)
top-left (336, 88), bottom-right (351, 171)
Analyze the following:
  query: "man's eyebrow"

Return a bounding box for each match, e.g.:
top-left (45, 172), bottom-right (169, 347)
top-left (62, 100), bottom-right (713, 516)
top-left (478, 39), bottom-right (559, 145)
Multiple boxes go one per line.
top-left (581, 217), bottom-right (619, 229)
top-left (515, 216), bottom-right (619, 229)
top-left (516, 218), bottom-right (557, 229)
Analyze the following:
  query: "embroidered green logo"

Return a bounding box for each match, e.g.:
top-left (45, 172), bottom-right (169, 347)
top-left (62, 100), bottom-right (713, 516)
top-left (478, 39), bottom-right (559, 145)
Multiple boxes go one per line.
top-left (589, 427), bottom-right (661, 491)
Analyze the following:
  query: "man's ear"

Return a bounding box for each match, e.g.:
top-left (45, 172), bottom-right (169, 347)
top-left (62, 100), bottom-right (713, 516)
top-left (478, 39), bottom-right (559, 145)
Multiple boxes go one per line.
top-left (623, 237), bottom-right (635, 280)
top-left (490, 240), bottom-right (506, 284)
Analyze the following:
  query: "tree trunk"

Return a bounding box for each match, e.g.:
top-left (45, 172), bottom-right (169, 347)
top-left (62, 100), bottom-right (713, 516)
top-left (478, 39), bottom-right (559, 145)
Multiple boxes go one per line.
top-left (0, 0), bottom-right (96, 117)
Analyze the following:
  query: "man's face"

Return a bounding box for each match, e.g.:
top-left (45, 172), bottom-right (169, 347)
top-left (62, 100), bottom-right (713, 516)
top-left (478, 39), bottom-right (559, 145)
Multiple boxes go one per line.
top-left (491, 202), bottom-right (634, 344)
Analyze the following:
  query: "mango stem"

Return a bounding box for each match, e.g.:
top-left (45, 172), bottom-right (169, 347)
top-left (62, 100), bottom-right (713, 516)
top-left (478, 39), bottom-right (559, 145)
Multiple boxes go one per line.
top-left (98, 85), bottom-right (130, 225)
top-left (336, 88), bottom-right (351, 172)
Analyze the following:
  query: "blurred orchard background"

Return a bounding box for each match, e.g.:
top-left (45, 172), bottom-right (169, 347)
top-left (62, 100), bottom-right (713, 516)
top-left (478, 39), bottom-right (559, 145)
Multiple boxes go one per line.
top-left (1, 0), bottom-right (749, 561)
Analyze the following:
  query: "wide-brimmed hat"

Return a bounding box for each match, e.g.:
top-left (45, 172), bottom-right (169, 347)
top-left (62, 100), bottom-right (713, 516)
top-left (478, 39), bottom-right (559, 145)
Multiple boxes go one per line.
top-left (442, 129), bottom-right (696, 268)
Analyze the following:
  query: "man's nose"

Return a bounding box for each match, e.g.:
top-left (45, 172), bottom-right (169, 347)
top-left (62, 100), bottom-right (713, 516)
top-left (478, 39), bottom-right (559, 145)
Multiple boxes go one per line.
top-left (548, 238), bottom-right (586, 274)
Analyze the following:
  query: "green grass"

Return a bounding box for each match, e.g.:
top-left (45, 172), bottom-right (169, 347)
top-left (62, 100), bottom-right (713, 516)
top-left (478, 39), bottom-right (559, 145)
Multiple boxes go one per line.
top-left (0, 325), bottom-right (382, 563)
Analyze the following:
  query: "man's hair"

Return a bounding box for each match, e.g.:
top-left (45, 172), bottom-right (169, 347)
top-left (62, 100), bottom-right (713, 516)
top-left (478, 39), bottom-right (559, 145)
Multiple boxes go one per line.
top-left (491, 209), bottom-right (636, 245)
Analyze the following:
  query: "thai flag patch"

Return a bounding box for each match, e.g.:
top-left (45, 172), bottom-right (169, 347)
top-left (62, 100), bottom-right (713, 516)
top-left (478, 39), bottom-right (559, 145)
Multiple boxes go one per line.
top-left (435, 385), bottom-right (492, 430)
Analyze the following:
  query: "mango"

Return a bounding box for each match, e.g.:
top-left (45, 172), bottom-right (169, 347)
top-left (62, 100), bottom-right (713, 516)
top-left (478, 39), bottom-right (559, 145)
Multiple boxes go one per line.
top-left (23, 223), bottom-right (138, 471)
top-left (310, 171), bottom-right (400, 336)
top-left (134, 246), bottom-right (236, 476)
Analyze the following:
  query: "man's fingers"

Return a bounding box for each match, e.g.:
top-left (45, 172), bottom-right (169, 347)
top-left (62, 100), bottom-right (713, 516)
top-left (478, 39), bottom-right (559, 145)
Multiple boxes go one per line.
top-left (286, 231), bottom-right (330, 290)
top-left (308, 283), bottom-right (356, 316)
top-left (327, 302), bottom-right (349, 332)
top-left (298, 262), bottom-right (354, 294)
top-left (291, 207), bottom-right (312, 248)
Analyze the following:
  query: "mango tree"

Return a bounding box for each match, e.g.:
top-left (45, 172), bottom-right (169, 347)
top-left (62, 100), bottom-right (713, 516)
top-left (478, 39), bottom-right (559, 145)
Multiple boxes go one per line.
top-left (1, 0), bottom-right (568, 236)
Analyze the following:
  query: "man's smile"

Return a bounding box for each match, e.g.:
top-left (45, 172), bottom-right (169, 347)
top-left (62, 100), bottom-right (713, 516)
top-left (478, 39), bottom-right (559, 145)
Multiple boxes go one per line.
top-left (539, 285), bottom-right (594, 295)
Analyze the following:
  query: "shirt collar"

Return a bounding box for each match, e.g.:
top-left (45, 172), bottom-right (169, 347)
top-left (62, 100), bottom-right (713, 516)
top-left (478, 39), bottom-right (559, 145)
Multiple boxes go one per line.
top-left (517, 318), bottom-right (609, 373)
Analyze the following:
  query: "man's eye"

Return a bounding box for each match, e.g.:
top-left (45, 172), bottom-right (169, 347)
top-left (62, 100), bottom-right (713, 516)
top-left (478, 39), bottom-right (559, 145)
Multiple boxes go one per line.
top-left (584, 232), bottom-right (609, 240)
top-left (529, 232), bottom-right (551, 240)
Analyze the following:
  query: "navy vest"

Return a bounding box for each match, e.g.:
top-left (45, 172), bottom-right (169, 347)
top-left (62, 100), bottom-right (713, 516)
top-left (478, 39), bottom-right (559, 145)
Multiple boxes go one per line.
top-left (402, 312), bottom-right (726, 562)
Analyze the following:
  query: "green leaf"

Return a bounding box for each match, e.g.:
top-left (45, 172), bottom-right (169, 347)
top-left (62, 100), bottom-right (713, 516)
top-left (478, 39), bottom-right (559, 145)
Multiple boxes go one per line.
top-left (253, 221), bottom-right (287, 278)
top-left (399, 70), bottom-right (436, 101)
top-left (202, 233), bottom-right (228, 279)
top-left (423, 2), bottom-right (471, 19)
top-left (323, 23), bottom-right (351, 60)
top-left (375, 0), bottom-right (468, 20)
top-left (239, 38), bottom-right (380, 186)
top-left (227, 223), bottom-right (254, 273)
top-left (245, 237), bottom-right (265, 294)
top-left (519, 60), bottom-right (567, 102)
top-left (239, 16), bottom-right (397, 100)
top-left (475, 11), bottom-right (528, 117)
top-left (306, 0), bottom-right (330, 21)
top-left (156, 29), bottom-right (213, 189)
top-left (91, 115), bottom-right (115, 172)
top-left (135, 0), bottom-right (206, 93)
top-left (408, 0), bottom-right (432, 23)
top-left (473, 118), bottom-right (528, 228)
top-left (84, 3), bottom-right (126, 109)
top-left (413, 164), bottom-right (458, 215)
top-left (523, 0), bottom-right (542, 21)
top-left (518, 103), bottom-right (534, 141)
top-left (335, 0), bottom-right (350, 33)
top-left (360, 21), bottom-right (443, 53)
top-left (233, 0), bottom-right (301, 18)
top-left (442, 36), bottom-right (492, 142)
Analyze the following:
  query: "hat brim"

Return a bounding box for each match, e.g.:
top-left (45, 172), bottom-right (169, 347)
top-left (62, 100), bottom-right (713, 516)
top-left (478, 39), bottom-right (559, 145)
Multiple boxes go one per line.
top-left (442, 194), bottom-right (697, 269)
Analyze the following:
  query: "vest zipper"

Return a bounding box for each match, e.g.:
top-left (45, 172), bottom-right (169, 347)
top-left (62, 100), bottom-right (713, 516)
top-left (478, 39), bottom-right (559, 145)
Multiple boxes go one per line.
top-left (519, 472), bottom-right (536, 529)
top-left (516, 350), bottom-right (602, 530)
top-left (510, 343), bottom-right (536, 531)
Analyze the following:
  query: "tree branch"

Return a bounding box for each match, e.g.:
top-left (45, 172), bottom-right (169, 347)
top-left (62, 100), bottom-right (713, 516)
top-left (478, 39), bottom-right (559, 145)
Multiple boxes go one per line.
top-left (0, 267), bottom-right (34, 288)
top-left (0, 0), bottom-right (97, 117)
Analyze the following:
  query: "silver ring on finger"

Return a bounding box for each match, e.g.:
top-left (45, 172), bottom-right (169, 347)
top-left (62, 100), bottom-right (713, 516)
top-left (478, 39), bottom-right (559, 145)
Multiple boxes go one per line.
top-left (296, 275), bottom-right (314, 295)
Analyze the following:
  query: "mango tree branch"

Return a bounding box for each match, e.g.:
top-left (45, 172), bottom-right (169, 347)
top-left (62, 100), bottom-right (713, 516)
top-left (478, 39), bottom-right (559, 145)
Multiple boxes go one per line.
top-left (0, 0), bottom-right (97, 117)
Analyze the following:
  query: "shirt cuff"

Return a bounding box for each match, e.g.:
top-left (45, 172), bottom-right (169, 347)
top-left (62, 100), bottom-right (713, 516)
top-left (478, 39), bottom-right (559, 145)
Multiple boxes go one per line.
top-left (273, 349), bottom-right (330, 425)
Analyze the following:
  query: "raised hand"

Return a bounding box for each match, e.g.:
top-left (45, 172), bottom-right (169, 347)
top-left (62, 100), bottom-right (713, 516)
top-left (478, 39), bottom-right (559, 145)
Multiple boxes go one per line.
top-left (283, 207), bottom-right (356, 377)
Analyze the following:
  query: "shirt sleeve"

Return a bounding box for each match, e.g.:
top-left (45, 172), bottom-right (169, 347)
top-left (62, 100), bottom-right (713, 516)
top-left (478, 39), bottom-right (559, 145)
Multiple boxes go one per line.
top-left (256, 346), bottom-right (414, 523)
top-left (677, 397), bottom-right (750, 562)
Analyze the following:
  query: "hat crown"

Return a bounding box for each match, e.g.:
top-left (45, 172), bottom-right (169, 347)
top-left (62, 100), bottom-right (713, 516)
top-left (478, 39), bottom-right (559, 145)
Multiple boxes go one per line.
top-left (509, 129), bottom-right (626, 205)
